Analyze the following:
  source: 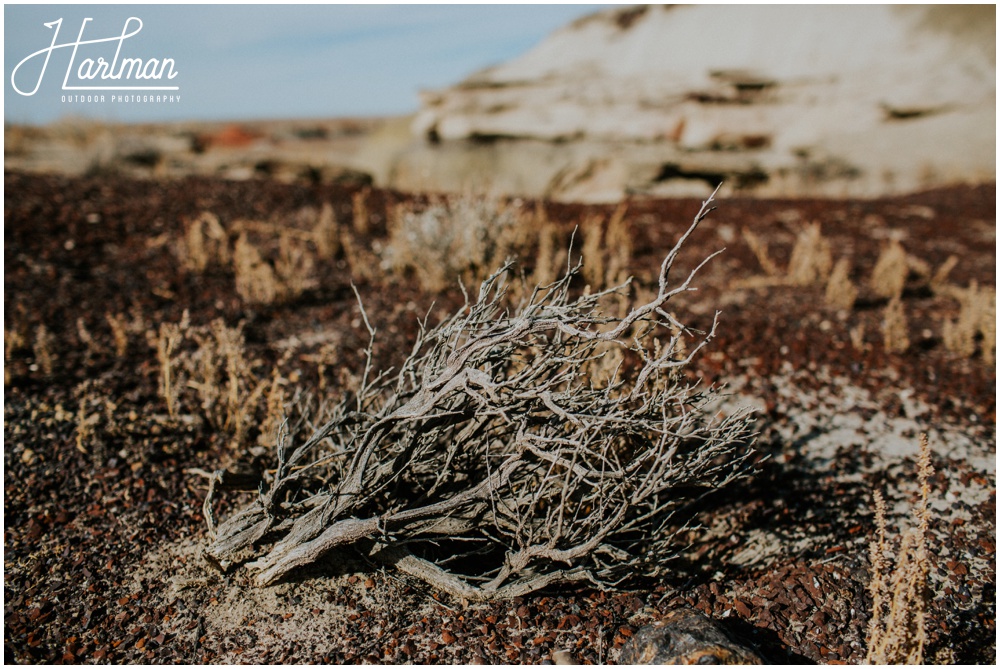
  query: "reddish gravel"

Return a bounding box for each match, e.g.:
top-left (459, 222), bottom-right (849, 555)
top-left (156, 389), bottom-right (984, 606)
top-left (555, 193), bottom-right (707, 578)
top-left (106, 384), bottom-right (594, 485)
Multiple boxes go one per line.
top-left (4, 171), bottom-right (995, 664)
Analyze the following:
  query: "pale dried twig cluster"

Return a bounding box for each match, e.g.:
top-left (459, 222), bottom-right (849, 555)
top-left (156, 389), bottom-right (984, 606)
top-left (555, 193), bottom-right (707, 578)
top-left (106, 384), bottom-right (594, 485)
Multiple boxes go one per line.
top-left (203, 189), bottom-right (757, 600)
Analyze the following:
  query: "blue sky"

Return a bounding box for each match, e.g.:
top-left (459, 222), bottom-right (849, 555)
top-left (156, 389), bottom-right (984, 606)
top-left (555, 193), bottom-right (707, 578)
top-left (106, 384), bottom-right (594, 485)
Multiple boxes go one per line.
top-left (5, 4), bottom-right (603, 125)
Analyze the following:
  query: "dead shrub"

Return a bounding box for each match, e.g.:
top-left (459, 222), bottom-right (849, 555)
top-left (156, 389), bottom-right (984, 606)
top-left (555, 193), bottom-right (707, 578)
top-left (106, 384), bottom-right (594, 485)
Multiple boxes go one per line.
top-left (866, 435), bottom-right (934, 664)
top-left (204, 188), bottom-right (757, 600)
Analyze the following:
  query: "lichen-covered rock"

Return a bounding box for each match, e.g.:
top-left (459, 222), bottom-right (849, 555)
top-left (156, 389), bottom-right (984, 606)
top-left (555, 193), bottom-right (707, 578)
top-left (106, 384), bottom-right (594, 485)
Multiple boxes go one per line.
top-left (619, 608), bottom-right (763, 665)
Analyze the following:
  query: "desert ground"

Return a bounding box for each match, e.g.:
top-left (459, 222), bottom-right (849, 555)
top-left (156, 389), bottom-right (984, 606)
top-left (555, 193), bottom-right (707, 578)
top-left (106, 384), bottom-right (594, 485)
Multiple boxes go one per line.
top-left (3, 165), bottom-right (995, 663)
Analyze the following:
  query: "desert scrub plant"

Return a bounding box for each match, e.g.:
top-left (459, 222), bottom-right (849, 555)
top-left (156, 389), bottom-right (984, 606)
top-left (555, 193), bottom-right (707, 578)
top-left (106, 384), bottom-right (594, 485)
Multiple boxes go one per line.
top-left (866, 434), bottom-right (934, 664)
top-left (203, 188), bottom-right (757, 600)
top-left (385, 193), bottom-right (522, 292)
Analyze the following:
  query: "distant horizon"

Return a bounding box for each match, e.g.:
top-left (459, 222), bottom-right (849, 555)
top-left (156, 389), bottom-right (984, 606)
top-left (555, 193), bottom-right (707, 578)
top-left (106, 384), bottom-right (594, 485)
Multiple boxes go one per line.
top-left (5, 4), bottom-right (605, 126)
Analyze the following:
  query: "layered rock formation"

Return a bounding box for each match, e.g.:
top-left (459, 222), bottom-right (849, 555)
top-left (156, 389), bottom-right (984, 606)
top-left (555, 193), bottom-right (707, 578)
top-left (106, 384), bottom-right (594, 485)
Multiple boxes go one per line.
top-left (393, 5), bottom-right (995, 201)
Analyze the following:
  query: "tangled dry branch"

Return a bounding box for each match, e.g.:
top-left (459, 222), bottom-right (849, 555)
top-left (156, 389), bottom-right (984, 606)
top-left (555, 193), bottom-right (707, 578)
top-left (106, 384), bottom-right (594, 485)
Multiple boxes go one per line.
top-left (203, 188), bottom-right (757, 600)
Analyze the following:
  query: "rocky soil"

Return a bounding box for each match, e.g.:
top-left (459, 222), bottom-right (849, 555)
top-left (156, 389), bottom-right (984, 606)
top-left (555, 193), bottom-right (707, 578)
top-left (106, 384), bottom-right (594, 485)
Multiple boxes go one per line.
top-left (4, 171), bottom-right (995, 663)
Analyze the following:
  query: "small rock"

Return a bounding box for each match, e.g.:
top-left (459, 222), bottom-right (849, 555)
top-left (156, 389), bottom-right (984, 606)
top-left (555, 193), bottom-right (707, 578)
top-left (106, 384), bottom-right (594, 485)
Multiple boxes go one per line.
top-left (552, 649), bottom-right (576, 665)
top-left (619, 608), bottom-right (763, 665)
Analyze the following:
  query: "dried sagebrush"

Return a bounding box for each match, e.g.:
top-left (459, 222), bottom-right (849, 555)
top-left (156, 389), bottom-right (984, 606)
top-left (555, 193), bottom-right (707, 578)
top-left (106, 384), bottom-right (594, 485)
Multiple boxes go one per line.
top-left (204, 188), bottom-right (756, 600)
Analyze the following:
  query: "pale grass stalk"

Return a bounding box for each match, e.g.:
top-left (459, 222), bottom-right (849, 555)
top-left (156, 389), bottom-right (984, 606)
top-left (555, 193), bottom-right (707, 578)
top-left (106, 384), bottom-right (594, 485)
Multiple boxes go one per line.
top-left (882, 296), bottom-right (910, 353)
top-left (33, 324), bottom-right (55, 375)
top-left (352, 188), bottom-right (371, 235)
top-left (312, 202), bottom-right (340, 258)
top-left (580, 214), bottom-right (606, 289)
top-left (786, 222), bottom-right (832, 286)
top-left (531, 222), bottom-right (561, 289)
top-left (942, 281), bottom-right (995, 361)
top-left (850, 323), bottom-right (867, 352)
top-left (182, 211), bottom-right (229, 272)
top-left (825, 258), bottom-right (858, 310)
top-left (233, 234), bottom-right (281, 305)
top-left (865, 435), bottom-right (933, 664)
top-left (604, 203), bottom-right (632, 287)
top-left (157, 321), bottom-right (185, 418)
top-left (106, 312), bottom-right (129, 358)
top-left (929, 255), bottom-right (959, 295)
top-left (741, 227), bottom-right (781, 277)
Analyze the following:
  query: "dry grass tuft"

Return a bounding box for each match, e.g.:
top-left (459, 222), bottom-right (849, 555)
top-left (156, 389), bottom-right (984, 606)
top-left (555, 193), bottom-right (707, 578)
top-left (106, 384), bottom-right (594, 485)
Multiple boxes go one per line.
top-left (929, 255), bottom-right (959, 295)
top-left (736, 223), bottom-right (832, 290)
top-left (181, 212), bottom-right (230, 272)
top-left (871, 240), bottom-right (909, 299)
top-left (786, 222), bottom-right (833, 286)
top-left (741, 227), bottom-right (781, 277)
top-left (881, 296), bottom-right (910, 353)
top-left (154, 315), bottom-right (276, 446)
top-left (529, 208), bottom-right (563, 290)
top-left (866, 434), bottom-right (934, 665)
top-left (33, 324), bottom-right (56, 375)
top-left (274, 232), bottom-right (317, 299)
top-left (825, 258), bottom-right (858, 310)
top-left (850, 323), bottom-right (867, 352)
top-left (311, 202), bottom-right (340, 259)
top-left (941, 281), bottom-right (996, 363)
top-left (351, 188), bottom-right (371, 235)
top-left (233, 234), bottom-right (282, 305)
top-left (105, 312), bottom-right (130, 358)
top-left (156, 315), bottom-right (188, 419)
top-left (259, 371), bottom-right (288, 448)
